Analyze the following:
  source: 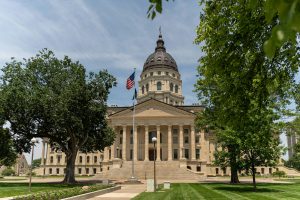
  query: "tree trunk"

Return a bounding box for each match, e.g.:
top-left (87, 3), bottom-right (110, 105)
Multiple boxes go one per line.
top-left (230, 165), bottom-right (240, 184)
top-left (251, 163), bottom-right (256, 191)
top-left (62, 149), bottom-right (77, 184)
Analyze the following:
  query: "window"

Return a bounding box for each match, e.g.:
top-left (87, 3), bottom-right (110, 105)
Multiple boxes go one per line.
top-left (269, 168), bottom-right (272, 174)
top-left (56, 168), bottom-right (59, 174)
top-left (197, 165), bottom-right (201, 172)
top-left (86, 168), bottom-right (89, 174)
top-left (184, 149), bottom-right (189, 159)
top-left (142, 86), bottom-right (145, 94)
top-left (130, 149), bottom-right (133, 160)
top-left (184, 136), bottom-right (189, 144)
top-left (120, 130), bottom-right (123, 144)
top-left (173, 149), bottom-right (178, 160)
top-left (144, 74), bottom-right (147, 78)
top-left (109, 149), bottom-right (111, 160)
top-left (196, 149), bottom-right (200, 159)
top-left (150, 72), bottom-right (153, 76)
top-left (196, 136), bottom-right (200, 143)
top-left (158, 71), bottom-right (161, 75)
top-left (149, 131), bottom-right (157, 143)
top-left (50, 156), bottom-right (53, 163)
top-left (79, 156), bottom-right (82, 163)
top-left (57, 155), bottom-right (61, 163)
top-left (87, 156), bottom-right (90, 163)
top-left (166, 72), bottom-right (169, 76)
top-left (216, 168), bottom-right (219, 175)
top-left (261, 168), bottom-right (265, 174)
top-left (172, 129), bottom-right (178, 144)
top-left (223, 168), bottom-right (227, 175)
top-left (172, 73), bottom-right (175, 77)
top-left (146, 84), bottom-right (149, 92)
top-left (78, 168), bottom-right (82, 174)
top-left (157, 82), bottom-right (162, 90)
top-left (93, 168), bottom-right (97, 174)
top-left (170, 83), bottom-right (173, 92)
top-left (175, 85), bottom-right (178, 93)
top-left (94, 156), bottom-right (97, 163)
top-left (49, 168), bottom-right (52, 174)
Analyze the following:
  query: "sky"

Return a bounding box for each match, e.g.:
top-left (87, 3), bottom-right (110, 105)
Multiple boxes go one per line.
top-left (0, 0), bottom-right (289, 163)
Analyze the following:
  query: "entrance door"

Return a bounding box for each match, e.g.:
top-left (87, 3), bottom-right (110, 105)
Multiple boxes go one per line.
top-left (149, 149), bottom-right (155, 161)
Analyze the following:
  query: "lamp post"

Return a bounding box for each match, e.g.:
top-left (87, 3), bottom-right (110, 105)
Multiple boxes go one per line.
top-left (29, 137), bottom-right (37, 192)
top-left (152, 136), bottom-right (157, 192)
top-left (116, 146), bottom-right (119, 159)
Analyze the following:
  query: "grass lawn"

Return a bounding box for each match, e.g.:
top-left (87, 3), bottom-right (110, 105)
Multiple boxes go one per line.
top-left (0, 182), bottom-right (90, 198)
top-left (134, 181), bottom-right (300, 200)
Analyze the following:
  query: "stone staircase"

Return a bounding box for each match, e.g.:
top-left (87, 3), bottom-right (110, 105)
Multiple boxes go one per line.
top-left (96, 161), bottom-right (204, 180)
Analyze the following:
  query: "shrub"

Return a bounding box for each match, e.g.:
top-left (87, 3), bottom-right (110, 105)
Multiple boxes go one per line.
top-left (14, 184), bottom-right (111, 200)
top-left (272, 170), bottom-right (286, 178)
top-left (1, 168), bottom-right (15, 176)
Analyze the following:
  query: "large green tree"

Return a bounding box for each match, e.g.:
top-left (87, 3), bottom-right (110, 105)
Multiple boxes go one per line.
top-left (195, 0), bottom-right (299, 188)
top-left (0, 49), bottom-right (117, 183)
top-left (0, 125), bottom-right (17, 167)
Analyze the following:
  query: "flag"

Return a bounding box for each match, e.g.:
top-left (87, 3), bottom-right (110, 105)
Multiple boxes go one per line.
top-left (126, 71), bottom-right (135, 90)
top-left (132, 88), bottom-right (137, 100)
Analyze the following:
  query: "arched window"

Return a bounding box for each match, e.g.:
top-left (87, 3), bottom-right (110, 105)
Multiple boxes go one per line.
top-left (175, 85), bottom-right (178, 93)
top-left (146, 84), bottom-right (149, 92)
top-left (157, 82), bottom-right (162, 91)
top-left (170, 83), bottom-right (173, 92)
top-left (142, 85), bottom-right (145, 94)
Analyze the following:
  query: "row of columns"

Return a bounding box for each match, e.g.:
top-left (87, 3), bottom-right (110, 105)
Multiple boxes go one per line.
top-left (109, 124), bottom-right (196, 161)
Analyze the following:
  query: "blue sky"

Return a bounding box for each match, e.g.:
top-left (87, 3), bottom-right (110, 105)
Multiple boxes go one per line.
top-left (0, 0), bottom-right (289, 162)
top-left (0, 0), bottom-right (202, 106)
top-left (0, 0), bottom-right (203, 161)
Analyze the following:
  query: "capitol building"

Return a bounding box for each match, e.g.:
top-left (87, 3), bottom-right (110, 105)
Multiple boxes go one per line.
top-left (41, 32), bottom-right (290, 180)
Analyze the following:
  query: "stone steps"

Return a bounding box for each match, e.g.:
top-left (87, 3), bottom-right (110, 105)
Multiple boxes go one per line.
top-left (97, 161), bottom-right (204, 180)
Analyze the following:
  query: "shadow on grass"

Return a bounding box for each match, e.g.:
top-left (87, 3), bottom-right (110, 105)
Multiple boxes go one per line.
top-left (214, 186), bottom-right (282, 193)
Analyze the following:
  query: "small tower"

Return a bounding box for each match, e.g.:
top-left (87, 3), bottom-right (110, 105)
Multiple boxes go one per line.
top-left (137, 31), bottom-right (184, 105)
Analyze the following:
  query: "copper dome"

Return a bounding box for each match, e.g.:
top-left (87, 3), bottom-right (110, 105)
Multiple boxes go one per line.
top-left (143, 33), bottom-right (178, 72)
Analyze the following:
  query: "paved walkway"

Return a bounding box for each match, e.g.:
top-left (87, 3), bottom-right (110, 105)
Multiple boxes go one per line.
top-left (87, 184), bottom-right (146, 200)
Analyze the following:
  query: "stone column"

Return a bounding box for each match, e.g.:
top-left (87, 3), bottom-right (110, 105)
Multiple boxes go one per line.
top-left (134, 126), bottom-right (138, 161)
top-left (122, 126), bottom-right (127, 160)
top-left (156, 125), bottom-right (161, 161)
top-left (190, 125), bottom-right (196, 160)
top-left (144, 125), bottom-right (149, 161)
top-left (111, 127), bottom-right (116, 160)
top-left (168, 125), bottom-right (172, 161)
top-left (179, 125), bottom-right (183, 159)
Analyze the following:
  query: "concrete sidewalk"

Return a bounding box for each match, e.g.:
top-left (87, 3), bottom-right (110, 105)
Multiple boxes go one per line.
top-left (87, 184), bottom-right (146, 200)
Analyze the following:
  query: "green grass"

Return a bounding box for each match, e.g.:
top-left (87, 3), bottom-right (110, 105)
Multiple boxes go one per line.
top-left (134, 182), bottom-right (300, 200)
top-left (0, 182), bottom-right (92, 198)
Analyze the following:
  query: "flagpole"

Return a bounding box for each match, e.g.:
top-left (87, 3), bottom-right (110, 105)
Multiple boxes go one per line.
top-left (131, 67), bottom-right (136, 180)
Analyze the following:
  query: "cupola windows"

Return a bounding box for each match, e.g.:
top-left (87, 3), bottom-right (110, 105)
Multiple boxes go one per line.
top-left (157, 82), bottom-right (162, 91)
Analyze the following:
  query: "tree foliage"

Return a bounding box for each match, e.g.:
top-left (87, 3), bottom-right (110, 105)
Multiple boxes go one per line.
top-left (0, 125), bottom-right (17, 167)
top-left (0, 49), bottom-right (117, 183)
top-left (195, 0), bottom-right (299, 189)
top-left (31, 158), bottom-right (41, 169)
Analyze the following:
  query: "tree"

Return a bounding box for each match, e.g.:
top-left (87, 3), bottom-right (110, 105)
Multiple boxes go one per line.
top-left (0, 125), bottom-right (17, 167)
top-left (31, 158), bottom-right (41, 169)
top-left (195, 0), bottom-right (299, 189)
top-left (0, 49), bottom-right (117, 183)
top-left (146, 0), bottom-right (300, 57)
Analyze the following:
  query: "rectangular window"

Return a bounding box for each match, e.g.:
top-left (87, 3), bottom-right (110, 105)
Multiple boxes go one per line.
top-left (93, 168), bottom-right (97, 174)
top-left (50, 156), bottom-right (53, 163)
top-left (94, 156), bottom-right (97, 163)
top-left (130, 149), bottom-right (133, 160)
top-left (158, 71), bottom-right (161, 75)
top-left (150, 72), bottom-right (153, 76)
top-left (87, 156), bottom-right (90, 163)
top-left (173, 149), bottom-right (178, 160)
top-left (63, 168), bottom-right (66, 174)
top-left (79, 156), bottom-right (82, 163)
top-left (184, 136), bottom-right (189, 144)
top-left (166, 72), bottom-right (169, 76)
top-left (86, 168), bottom-right (89, 174)
top-left (78, 168), bottom-right (82, 174)
top-left (195, 136), bottom-right (200, 143)
top-left (184, 149), bottom-right (189, 159)
top-left (173, 136), bottom-right (178, 144)
top-left (184, 129), bottom-right (189, 134)
top-left (196, 149), bottom-right (200, 159)
top-left (261, 168), bottom-right (265, 174)
top-left (49, 168), bottom-right (52, 174)
top-left (56, 168), bottom-right (59, 174)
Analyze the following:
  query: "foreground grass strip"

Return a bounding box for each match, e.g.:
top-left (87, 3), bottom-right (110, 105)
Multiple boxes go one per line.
top-left (134, 182), bottom-right (300, 200)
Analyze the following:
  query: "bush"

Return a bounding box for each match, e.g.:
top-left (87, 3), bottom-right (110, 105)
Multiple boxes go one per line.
top-left (14, 184), bottom-right (111, 200)
top-left (26, 171), bottom-right (36, 176)
top-left (1, 168), bottom-right (15, 176)
top-left (272, 170), bottom-right (286, 178)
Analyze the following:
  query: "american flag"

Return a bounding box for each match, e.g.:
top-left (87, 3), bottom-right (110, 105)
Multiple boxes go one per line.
top-left (126, 71), bottom-right (135, 90)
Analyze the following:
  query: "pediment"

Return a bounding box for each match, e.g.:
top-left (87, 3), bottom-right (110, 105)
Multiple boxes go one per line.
top-left (109, 99), bottom-right (195, 119)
